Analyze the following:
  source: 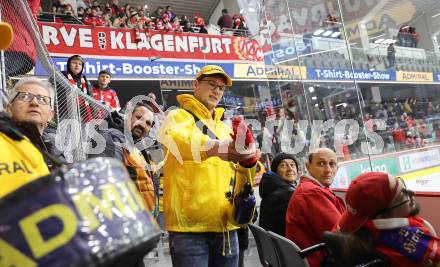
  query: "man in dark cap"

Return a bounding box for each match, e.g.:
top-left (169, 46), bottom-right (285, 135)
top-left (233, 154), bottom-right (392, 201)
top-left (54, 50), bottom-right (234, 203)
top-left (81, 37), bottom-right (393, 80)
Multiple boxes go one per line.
top-left (259, 153), bottom-right (298, 236)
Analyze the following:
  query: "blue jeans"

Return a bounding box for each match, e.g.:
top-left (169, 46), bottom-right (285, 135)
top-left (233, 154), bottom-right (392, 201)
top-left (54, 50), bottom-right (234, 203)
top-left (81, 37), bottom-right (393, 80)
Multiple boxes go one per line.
top-left (169, 231), bottom-right (239, 267)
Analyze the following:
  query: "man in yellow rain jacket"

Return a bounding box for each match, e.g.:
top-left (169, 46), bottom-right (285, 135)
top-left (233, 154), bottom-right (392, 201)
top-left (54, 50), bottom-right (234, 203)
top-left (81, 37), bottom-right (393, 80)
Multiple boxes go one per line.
top-left (159, 65), bottom-right (257, 267)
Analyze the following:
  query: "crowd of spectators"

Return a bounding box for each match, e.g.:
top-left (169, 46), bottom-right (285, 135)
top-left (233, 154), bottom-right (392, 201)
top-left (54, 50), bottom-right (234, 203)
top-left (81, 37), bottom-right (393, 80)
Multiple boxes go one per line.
top-left (397, 25), bottom-right (420, 48)
top-left (251, 95), bottom-right (440, 165)
top-left (217, 9), bottom-right (249, 36)
top-left (40, 0), bottom-right (249, 36)
top-left (335, 97), bottom-right (440, 149)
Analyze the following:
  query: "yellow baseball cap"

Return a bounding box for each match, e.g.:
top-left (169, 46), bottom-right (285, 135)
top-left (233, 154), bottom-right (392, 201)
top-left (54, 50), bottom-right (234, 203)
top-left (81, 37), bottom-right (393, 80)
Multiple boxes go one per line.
top-left (0, 22), bottom-right (13, 50)
top-left (195, 65), bottom-right (232, 87)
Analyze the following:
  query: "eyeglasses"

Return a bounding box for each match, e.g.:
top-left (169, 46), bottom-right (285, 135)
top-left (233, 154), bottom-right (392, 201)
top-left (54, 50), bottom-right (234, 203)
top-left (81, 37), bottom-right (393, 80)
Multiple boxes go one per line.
top-left (12, 92), bottom-right (51, 106)
top-left (200, 79), bottom-right (227, 92)
top-left (373, 177), bottom-right (412, 217)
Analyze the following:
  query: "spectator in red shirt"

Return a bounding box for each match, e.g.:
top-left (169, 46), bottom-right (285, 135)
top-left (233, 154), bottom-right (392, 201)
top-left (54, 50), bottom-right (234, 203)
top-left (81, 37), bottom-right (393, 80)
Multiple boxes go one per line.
top-left (217, 9), bottom-right (233, 31)
top-left (110, 0), bottom-right (123, 18)
top-left (286, 148), bottom-right (346, 267)
top-left (410, 27), bottom-right (420, 48)
top-left (137, 9), bottom-right (151, 29)
top-left (435, 123), bottom-right (440, 141)
top-left (232, 15), bottom-right (249, 36)
top-left (172, 17), bottom-right (182, 32)
top-left (405, 132), bottom-right (415, 149)
top-left (391, 123), bottom-right (406, 151)
top-left (83, 7), bottom-right (103, 26)
top-left (194, 15), bottom-right (207, 34)
top-left (101, 12), bottom-right (112, 27)
top-left (337, 172), bottom-right (440, 267)
top-left (127, 10), bottom-right (139, 28)
top-left (156, 13), bottom-right (173, 32)
top-left (112, 14), bottom-right (127, 28)
top-left (93, 70), bottom-right (121, 111)
top-left (2, 0), bottom-right (40, 76)
top-left (63, 4), bottom-right (74, 16)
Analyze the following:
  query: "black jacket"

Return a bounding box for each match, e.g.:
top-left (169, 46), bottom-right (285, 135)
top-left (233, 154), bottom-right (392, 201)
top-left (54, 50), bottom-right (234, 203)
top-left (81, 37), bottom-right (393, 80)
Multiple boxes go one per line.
top-left (259, 171), bottom-right (296, 236)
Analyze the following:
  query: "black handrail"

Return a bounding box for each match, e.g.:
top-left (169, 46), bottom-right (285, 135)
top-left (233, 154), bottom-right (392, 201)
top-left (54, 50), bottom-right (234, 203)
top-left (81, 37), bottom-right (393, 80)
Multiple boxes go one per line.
top-left (298, 242), bottom-right (326, 258)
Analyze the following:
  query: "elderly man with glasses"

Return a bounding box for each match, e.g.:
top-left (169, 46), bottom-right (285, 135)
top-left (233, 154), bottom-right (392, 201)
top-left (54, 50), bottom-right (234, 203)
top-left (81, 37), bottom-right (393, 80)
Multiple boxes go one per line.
top-left (337, 172), bottom-right (440, 267)
top-left (6, 77), bottom-right (64, 170)
top-left (0, 79), bottom-right (52, 196)
top-left (7, 77), bottom-right (54, 136)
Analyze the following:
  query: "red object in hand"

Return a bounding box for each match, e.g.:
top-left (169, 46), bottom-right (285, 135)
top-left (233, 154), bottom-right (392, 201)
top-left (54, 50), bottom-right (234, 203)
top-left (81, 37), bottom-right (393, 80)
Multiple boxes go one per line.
top-left (231, 117), bottom-right (257, 167)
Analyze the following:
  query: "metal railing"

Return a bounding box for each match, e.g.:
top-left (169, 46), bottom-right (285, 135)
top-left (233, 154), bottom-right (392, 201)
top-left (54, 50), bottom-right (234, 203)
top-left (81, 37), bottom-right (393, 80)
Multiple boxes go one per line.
top-left (37, 12), bottom-right (83, 25)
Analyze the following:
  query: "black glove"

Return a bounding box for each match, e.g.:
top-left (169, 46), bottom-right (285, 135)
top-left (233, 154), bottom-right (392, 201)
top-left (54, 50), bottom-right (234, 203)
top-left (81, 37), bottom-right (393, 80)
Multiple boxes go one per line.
top-left (107, 111), bottom-right (124, 132)
top-left (0, 112), bottom-right (24, 141)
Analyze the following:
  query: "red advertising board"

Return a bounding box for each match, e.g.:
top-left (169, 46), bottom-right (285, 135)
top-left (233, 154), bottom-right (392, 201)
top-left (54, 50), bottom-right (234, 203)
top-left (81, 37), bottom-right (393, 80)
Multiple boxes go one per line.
top-left (38, 22), bottom-right (263, 62)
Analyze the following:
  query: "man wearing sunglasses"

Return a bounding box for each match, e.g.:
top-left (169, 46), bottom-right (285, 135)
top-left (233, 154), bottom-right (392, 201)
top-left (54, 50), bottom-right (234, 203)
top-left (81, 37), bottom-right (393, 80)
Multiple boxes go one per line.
top-left (159, 65), bottom-right (257, 267)
top-left (337, 172), bottom-right (440, 266)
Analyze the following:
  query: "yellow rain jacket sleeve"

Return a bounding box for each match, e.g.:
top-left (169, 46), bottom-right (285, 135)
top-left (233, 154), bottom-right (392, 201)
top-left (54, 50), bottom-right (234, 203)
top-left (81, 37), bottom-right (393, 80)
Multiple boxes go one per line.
top-left (158, 94), bottom-right (255, 232)
top-left (0, 132), bottom-right (50, 197)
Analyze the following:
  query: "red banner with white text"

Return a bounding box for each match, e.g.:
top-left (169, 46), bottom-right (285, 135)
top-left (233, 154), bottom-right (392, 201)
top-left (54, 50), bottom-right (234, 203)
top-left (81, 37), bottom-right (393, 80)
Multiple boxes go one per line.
top-left (38, 22), bottom-right (264, 63)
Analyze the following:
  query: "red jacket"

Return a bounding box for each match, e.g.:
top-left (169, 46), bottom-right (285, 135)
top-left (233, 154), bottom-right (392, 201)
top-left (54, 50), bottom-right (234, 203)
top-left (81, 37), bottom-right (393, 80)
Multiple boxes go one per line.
top-left (1, 0), bottom-right (39, 71)
top-left (93, 87), bottom-right (121, 111)
top-left (286, 176), bottom-right (346, 267)
top-left (392, 128), bottom-right (405, 142)
top-left (84, 15), bottom-right (103, 26)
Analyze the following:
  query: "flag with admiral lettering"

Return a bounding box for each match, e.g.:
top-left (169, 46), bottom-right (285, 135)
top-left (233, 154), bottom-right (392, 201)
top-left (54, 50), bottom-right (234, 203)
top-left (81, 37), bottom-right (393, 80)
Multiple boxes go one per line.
top-left (0, 158), bottom-right (160, 266)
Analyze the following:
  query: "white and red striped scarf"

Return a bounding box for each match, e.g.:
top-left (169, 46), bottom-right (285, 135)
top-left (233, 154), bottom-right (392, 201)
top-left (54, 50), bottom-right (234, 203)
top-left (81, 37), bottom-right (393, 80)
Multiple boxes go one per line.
top-left (66, 73), bottom-right (93, 122)
top-left (67, 73), bottom-right (88, 95)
